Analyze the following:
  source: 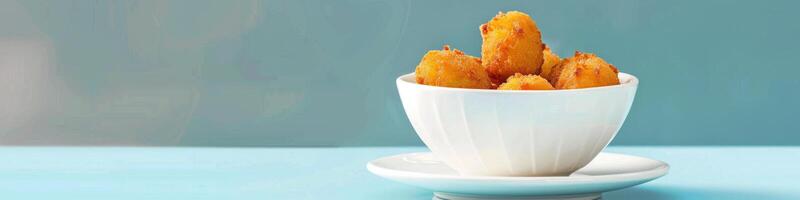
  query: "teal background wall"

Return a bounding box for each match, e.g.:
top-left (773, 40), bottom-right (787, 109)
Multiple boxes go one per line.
top-left (0, 0), bottom-right (797, 146)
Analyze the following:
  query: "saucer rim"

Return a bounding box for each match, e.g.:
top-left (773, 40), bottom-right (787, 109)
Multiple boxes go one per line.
top-left (367, 152), bottom-right (670, 183)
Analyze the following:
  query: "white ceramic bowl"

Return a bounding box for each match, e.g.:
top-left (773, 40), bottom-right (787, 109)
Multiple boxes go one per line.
top-left (397, 73), bottom-right (638, 176)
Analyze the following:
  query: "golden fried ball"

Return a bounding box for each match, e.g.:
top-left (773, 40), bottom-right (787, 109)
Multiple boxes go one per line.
top-left (538, 44), bottom-right (561, 81)
top-left (549, 51), bottom-right (620, 89)
top-left (415, 45), bottom-right (493, 89)
top-left (480, 11), bottom-right (544, 83)
top-left (497, 73), bottom-right (554, 90)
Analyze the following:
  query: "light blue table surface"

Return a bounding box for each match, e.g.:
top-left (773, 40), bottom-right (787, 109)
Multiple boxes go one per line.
top-left (0, 146), bottom-right (796, 200)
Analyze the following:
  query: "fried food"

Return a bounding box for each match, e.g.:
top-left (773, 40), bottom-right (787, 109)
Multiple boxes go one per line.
top-left (480, 11), bottom-right (544, 83)
top-left (539, 44), bottom-right (561, 81)
top-left (411, 11), bottom-right (625, 91)
top-left (549, 51), bottom-right (620, 89)
top-left (497, 73), bottom-right (554, 90)
top-left (415, 45), bottom-right (493, 89)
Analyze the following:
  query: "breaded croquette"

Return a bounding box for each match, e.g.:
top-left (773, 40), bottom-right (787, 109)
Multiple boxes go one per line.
top-left (415, 45), bottom-right (493, 89)
top-left (480, 11), bottom-right (545, 83)
top-left (549, 51), bottom-right (620, 89)
top-left (497, 73), bottom-right (554, 90)
top-left (539, 44), bottom-right (561, 81)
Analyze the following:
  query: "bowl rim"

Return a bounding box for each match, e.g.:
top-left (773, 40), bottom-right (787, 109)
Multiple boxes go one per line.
top-left (397, 72), bottom-right (638, 93)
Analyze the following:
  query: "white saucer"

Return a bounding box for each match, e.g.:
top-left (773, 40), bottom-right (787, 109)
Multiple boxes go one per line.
top-left (367, 152), bottom-right (669, 200)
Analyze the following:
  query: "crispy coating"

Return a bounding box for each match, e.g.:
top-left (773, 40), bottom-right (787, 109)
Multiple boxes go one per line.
top-left (538, 44), bottom-right (561, 81)
top-left (480, 11), bottom-right (544, 83)
top-left (497, 73), bottom-right (554, 90)
top-left (550, 51), bottom-right (620, 89)
top-left (415, 45), bottom-right (493, 89)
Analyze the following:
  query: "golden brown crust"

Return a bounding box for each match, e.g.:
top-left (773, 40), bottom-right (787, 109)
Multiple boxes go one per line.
top-left (497, 73), bottom-right (554, 90)
top-left (480, 11), bottom-right (545, 84)
top-left (411, 11), bottom-right (624, 91)
top-left (549, 51), bottom-right (620, 89)
top-left (539, 44), bottom-right (561, 81)
top-left (414, 45), bottom-right (493, 89)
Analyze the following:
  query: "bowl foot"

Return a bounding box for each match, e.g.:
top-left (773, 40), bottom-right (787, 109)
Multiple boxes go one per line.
top-left (433, 192), bottom-right (601, 200)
